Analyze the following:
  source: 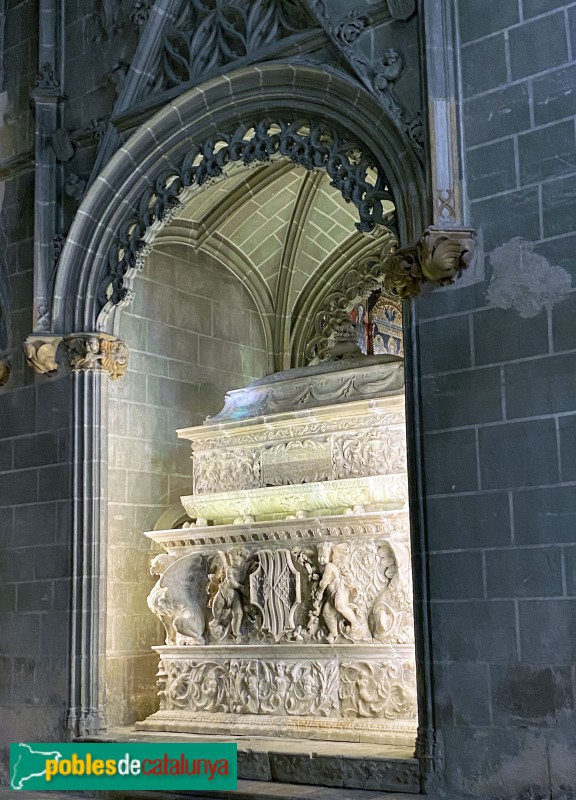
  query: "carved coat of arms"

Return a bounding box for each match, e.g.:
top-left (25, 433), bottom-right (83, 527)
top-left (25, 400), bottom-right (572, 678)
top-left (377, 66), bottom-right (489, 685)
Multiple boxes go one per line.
top-left (249, 549), bottom-right (301, 641)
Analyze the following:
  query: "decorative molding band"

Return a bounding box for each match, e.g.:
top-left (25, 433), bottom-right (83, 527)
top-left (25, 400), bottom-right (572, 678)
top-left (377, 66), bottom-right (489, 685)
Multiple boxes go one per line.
top-left (23, 333), bottom-right (128, 380)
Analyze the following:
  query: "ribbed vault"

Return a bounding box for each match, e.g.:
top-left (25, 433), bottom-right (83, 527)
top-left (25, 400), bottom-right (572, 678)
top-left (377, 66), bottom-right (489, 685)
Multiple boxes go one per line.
top-left (151, 159), bottom-right (395, 371)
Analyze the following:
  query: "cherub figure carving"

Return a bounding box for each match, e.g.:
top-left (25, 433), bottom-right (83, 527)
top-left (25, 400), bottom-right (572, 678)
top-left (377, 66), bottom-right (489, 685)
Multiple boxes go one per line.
top-left (207, 548), bottom-right (248, 642)
top-left (147, 553), bottom-right (205, 646)
top-left (316, 543), bottom-right (372, 643)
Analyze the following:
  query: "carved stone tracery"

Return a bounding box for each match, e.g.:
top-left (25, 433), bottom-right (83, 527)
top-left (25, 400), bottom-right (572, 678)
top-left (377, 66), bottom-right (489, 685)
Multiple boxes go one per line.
top-left (151, 0), bottom-right (315, 94)
top-left (100, 119), bottom-right (396, 308)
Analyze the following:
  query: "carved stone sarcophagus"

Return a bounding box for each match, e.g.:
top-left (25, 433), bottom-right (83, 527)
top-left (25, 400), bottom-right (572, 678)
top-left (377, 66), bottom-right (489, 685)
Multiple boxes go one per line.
top-left (137, 356), bottom-right (417, 745)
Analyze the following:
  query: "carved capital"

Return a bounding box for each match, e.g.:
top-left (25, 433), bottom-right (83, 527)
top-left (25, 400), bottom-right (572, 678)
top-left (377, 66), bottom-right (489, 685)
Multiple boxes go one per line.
top-left (23, 335), bottom-right (62, 375)
top-left (63, 333), bottom-right (128, 380)
top-left (382, 226), bottom-right (476, 298)
top-left (0, 358), bottom-right (11, 387)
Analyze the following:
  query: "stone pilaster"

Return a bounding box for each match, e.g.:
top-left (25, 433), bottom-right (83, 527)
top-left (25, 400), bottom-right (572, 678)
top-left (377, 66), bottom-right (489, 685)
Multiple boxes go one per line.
top-left (66, 366), bottom-right (109, 737)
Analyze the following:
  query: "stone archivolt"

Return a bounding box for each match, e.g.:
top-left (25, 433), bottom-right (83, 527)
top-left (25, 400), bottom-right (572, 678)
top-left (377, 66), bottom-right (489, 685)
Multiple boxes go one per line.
top-left (139, 358), bottom-right (416, 745)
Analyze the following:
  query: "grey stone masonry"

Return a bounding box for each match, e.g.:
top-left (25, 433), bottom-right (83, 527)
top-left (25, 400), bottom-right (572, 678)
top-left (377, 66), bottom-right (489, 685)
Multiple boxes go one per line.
top-left (0, 377), bottom-right (73, 784)
top-left (417, 1), bottom-right (576, 796)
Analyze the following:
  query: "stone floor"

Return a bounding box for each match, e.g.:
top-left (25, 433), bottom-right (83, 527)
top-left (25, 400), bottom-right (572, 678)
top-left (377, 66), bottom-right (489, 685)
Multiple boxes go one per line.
top-left (0, 785), bottom-right (426, 799)
top-left (79, 728), bottom-right (420, 794)
top-left (2, 729), bottom-right (422, 799)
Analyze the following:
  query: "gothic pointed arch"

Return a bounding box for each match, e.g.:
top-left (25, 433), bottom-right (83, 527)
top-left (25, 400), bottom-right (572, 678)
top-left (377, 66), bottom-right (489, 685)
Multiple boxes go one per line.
top-left (50, 63), bottom-right (427, 335)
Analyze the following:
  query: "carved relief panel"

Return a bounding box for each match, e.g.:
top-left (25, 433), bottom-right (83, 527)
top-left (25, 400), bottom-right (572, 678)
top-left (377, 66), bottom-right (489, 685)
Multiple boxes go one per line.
top-left (147, 533), bottom-right (412, 647)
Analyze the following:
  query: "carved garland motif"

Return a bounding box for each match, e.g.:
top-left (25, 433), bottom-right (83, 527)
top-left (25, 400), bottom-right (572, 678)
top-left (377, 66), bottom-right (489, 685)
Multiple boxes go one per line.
top-left (100, 119), bottom-right (396, 308)
top-left (191, 427), bottom-right (406, 494)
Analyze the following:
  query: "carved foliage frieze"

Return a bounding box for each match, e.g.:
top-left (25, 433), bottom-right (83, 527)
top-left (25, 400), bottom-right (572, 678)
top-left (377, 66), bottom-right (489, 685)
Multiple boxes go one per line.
top-left (159, 658), bottom-right (339, 717)
top-left (157, 657), bottom-right (414, 720)
top-left (339, 661), bottom-right (417, 719)
top-left (190, 422), bottom-right (407, 497)
top-left (333, 429), bottom-right (407, 478)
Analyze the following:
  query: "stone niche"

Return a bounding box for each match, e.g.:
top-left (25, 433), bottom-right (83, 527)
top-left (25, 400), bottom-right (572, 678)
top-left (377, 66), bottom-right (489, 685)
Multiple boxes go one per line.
top-left (137, 355), bottom-right (417, 746)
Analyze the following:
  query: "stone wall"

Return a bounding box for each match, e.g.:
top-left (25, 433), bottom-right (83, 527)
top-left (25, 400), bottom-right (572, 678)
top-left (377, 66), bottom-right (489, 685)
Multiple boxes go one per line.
top-left (417, 1), bottom-right (576, 796)
top-left (0, 376), bottom-right (73, 783)
top-left (106, 245), bottom-right (269, 726)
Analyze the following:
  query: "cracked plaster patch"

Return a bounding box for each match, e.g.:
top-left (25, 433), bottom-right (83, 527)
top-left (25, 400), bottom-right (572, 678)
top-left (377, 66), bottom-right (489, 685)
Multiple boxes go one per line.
top-left (487, 237), bottom-right (572, 318)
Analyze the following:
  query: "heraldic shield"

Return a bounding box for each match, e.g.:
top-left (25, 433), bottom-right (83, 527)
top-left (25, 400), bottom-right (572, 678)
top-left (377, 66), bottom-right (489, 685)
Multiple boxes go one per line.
top-left (249, 549), bottom-right (302, 641)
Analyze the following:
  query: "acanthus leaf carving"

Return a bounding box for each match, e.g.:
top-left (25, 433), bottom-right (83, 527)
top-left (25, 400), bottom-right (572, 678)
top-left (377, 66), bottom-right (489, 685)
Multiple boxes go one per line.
top-left (160, 657), bottom-right (339, 717)
top-left (333, 429), bottom-right (407, 479)
top-left (339, 661), bottom-right (417, 719)
top-left (194, 449), bottom-right (260, 495)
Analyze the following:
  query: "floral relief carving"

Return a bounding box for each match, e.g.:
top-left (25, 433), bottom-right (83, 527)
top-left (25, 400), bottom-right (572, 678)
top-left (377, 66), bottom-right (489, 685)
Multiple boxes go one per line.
top-left (193, 449), bottom-right (260, 494)
top-left (339, 661), bottom-right (417, 719)
top-left (259, 660), bottom-right (338, 717)
top-left (333, 429), bottom-right (407, 478)
top-left (163, 660), bottom-right (230, 712)
top-left (160, 658), bottom-right (339, 717)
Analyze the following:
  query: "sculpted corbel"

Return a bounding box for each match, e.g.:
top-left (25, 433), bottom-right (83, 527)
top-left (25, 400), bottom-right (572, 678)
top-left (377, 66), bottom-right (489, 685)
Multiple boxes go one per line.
top-left (382, 226), bottom-right (476, 298)
top-left (63, 333), bottom-right (128, 379)
top-left (23, 335), bottom-right (63, 374)
top-left (24, 332), bottom-right (128, 379)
